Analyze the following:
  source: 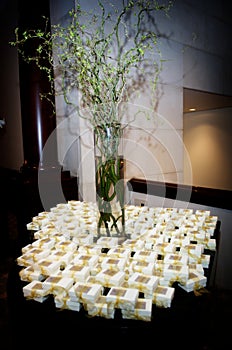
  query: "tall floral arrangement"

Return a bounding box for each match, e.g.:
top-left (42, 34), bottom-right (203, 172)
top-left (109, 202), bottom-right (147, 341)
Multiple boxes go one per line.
top-left (11, 0), bottom-right (173, 238)
top-left (11, 0), bottom-right (172, 125)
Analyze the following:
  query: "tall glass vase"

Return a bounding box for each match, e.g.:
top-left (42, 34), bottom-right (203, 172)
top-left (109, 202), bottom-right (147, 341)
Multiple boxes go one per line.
top-left (94, 122), bottom-right (125, 240)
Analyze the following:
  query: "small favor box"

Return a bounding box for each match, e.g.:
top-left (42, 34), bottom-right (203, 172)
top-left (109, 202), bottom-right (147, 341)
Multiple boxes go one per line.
top-left (68, 282), bottom-right (103, 304)
top-left (128, 260), bottom-right (155, 276)
top-left (96, 236), bottom-right (119, 248)
top-left (107, 246), bottom-right (131, 259)
top-left (17, 248), bottom-right (51, 266)
top-left (180, 243), bottom-right (204, 258)
top-left (151, 285), bottom-right (175, 308)
top-left (127, 272), bottom-right (159, 295)
top-left (121, 298), bottom-right (152, 322)
top-left (50, 250), bottom-right (74, 267)
top-left (106, 286), bottom-right (139, 310)
top-left (34, 259), bottom-right (61, 275)
top-left (55, 240), bottom-right (78, 253)
top-left (72, 233), bottom-right (94, 245)
top-left (195, 209), bottom-right (210, 217)
top-left (95, 268), bottom-right (126, 287)
top-left (164, 253), bottom-right (188, 265)
top-left (153, 261), bottom-right (165, 277)
top-left (43, 275), bottom-right (74, 297)
top-left (54, 295), bottom-right (82, 312)
top-left (85, 295), bottom-right (115, 319)
top-left (163, 264), bottom-right (189, 285)
top-left (19, 266), bottom-right (45, 282)
top-left (78, 244), bottom-right (102, 255)
top-left (23, 280), bottom-right (49, 303)
top-left (199, 254), bottom-right (211, 268)
top-left (188, 263), bottom-right (204, 275)
top-left (133, 250), bottom-right (158, 263)
top-left (66, 299), bottom-right (82, 311)
top-left (204, 238), bottom-right (216, 251)
top-left (73, 253), bottom-right (99, 267)
top-left (101, 256), bottom-right (127, 271)
top-left (122, 238), bottom-right (145, 251)
top-left (32, 237), bottom-right (56, 250)
top-left (26, 221), bottom-right (40, 231)
top-left (188, 253), bottom-right (210, 268)
top-left (178, 271), bottom-right (207, 292)
top-left (153, 243), bottom-right (176, 255)
top-left (62, 264), bottom-right (90, 282)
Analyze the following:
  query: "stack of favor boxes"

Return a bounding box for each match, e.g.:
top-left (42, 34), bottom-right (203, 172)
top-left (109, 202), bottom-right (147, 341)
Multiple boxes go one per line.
top-left (17, 201), bottom-right (217, 322)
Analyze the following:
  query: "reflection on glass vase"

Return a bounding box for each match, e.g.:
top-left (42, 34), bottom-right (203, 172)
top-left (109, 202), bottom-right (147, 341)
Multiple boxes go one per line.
top-left (94, 122), bottom-right (125, 240)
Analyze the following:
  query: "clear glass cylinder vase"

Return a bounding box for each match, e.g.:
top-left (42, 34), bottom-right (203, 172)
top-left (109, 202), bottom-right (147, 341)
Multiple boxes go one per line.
top-left (94, 122), bottom-right (125, 240)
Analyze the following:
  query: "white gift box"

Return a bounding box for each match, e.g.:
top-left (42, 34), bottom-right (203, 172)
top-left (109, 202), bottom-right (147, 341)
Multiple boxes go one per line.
top-left (67, 200), bottom-right (82, 209)
top-left (163, 253), bottom-right (188, 265)
top-left (61, 224), bottom-right (80, 240)
top-left (19, 266), bottom-right (45, 282)
top-left (205, 215), bottom-right (218, 223)
top-left (163, 264), bottom-right (189, 285)
top-left (23, 280), bottom-right (49, 302)
top-left (195, 209), bottom-right (210, 217)
top-left (153, 261), bottom-right (165, 277)
top-left (188, 263), bottom-right (204, 275)
top-left (62, 264), bottom-right (90, 282)
top-left (78, 244), bottom-right (102, 255)
top-left (169, 237), bottom-right (183, 248)
top-left (54, 240), bottom-right (78, 253)
top-left (43, 275), bottom-right (74, 296)
top-left (101, 256), bottom-right (127, 271)
top-left (32, 215), bottom-right (50, 228)
top-left (188, 253), bottom-right (211, 268)
top-left (85, 295), bottom-right (115, 319)
top-left (68, 282), bottom-right (103, 304)
top-left (66, 299), bottom-right (82, 311)
top-left (54, 294), bottom-right (68, 309)
top-left (178, 208), bottom-right (193, 216)
top-left (157, 277), bottom-right (173, 287)
top-left (50, 250), bottom-right (74, 267)
top-left (180, 243), bottom-right (204, 258)
top-left (153, 243), bottom-right (176, 255)
top-left (72, 233), bottom-right (94, 245)
top-left (17, 248), bottom-right (51, 267)
top-left (186, 230), bottom-right (206, 242)
top-left (122, 239), bottom-right (145, 251)
top-left (86, 276), bottom-right (97, 284)
top-left (133, 250), bottom-right (157, 263)
top-left (121, 298), bottom-right (152, 322)
top-left (204, 238), bottom-right (216, 251)
top-left (16, 254), bottom-right (32, 267)
top-left (34, 259), bottom-right (62, 275)
top-left (73, 253), bottom-right (99, 267)
top-left (107, 246), bottom-right (131, 259)
top-left (96, 236), bottom-right (119, 248)
top-left (178, 271), bottom-right (207, 292)
top-left (201, 226), bottom-right (215, 236)
top-left (95, 268), bottom-right (126, 287)
top-left (21, 244), bottom-right (33, 253)
top-left (32, 237), bottom-right (56, 250)
top-left (26, 222), bottom-right (40, 231)
top-left (89, 263), bottom-right (103, 276)
top-left (54, 295), bottom-right (82, 311)
top-left (151, 285), bottom-right (175, 308)
top-left (128, 260), bottom-right (155, 276)
top-left (106, 286), bottom-right (139, 310)
top-left (127, 272), bottom-right (159, 295)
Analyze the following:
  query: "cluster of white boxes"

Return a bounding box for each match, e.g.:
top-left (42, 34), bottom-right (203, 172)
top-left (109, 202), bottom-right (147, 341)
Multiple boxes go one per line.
top-left (18, 201), bottom-right (217, 322)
